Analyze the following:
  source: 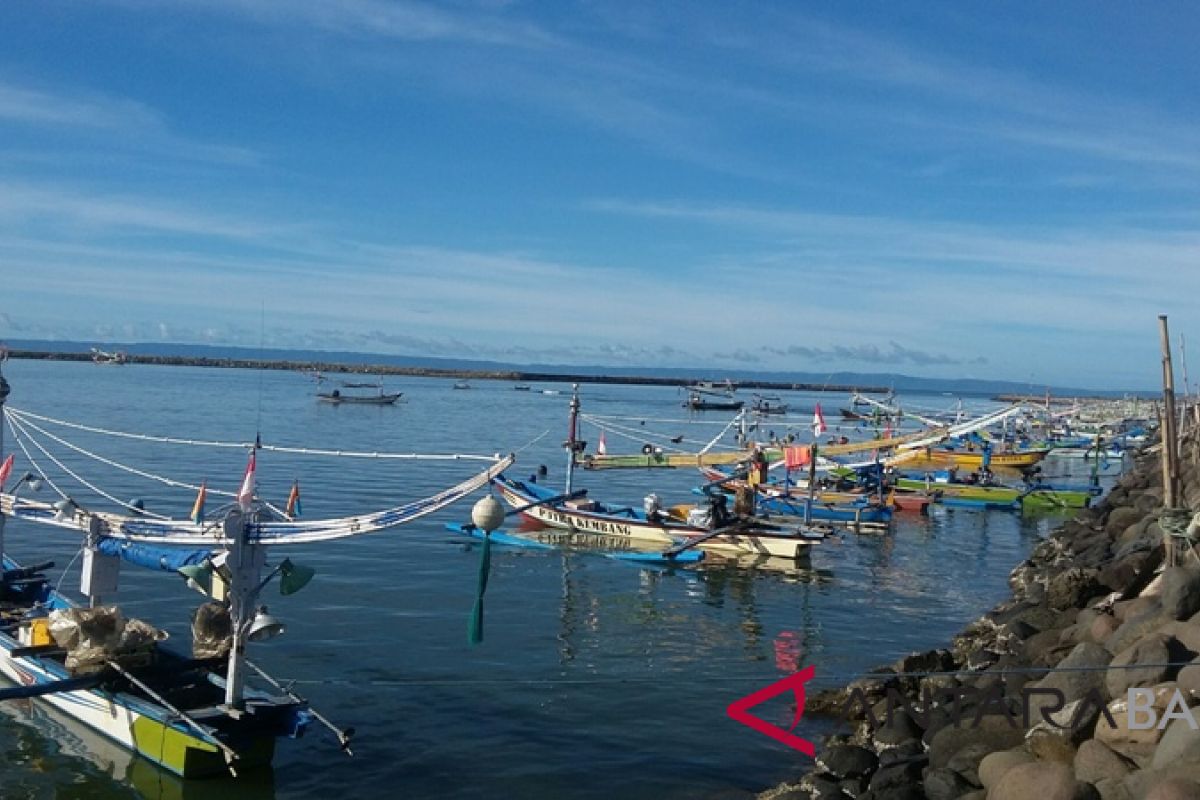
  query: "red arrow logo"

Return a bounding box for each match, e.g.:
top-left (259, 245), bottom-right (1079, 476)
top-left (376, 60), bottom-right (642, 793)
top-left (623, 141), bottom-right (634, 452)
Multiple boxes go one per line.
top-left (727, 665), bottom-right (817, 755)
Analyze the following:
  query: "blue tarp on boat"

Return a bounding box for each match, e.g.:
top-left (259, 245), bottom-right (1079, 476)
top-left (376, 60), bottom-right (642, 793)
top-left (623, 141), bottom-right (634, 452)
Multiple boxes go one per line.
top-left (96, 537), bottom-right (212, 572)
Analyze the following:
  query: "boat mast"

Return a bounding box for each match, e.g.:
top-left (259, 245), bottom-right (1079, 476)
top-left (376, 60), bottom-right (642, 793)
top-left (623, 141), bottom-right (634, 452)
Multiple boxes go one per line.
top-left (0, 347), bottom-right (9, 565)
top-left (564, 384), bottom-right (580, 495)
top-left (223, 509), bottom-right (266, 708)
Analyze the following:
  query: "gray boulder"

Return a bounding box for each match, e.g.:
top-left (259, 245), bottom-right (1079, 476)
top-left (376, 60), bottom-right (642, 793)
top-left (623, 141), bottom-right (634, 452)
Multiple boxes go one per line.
top-left (1161, 567), bottom-right (1200, 620)
top-left (990, 761), bottom-right (1100, 800)
top-left (1037, 641), bottom-right (1113, 704)
top-left (815, 743), bottom-right (878, 779)
top-left (1074, 739), bottom-right (1135, 784)
top-left (1151, 704), bottom-right (1200, 769)
top-left (1107, 634), bottom-right (1181, 699)
top-left (977, 747), bottom-right (1034, 790)
top-left (922, 766), bottom-right (976, 800)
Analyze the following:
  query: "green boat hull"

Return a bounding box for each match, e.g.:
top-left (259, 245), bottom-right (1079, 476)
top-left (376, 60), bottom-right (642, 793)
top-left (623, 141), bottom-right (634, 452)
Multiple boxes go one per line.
top-left (895, 478), bottom-right (1091, 509)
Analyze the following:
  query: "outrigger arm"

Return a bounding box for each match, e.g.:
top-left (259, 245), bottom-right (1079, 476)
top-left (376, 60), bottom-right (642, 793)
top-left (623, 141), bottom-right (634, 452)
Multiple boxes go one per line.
top-left (246, 659), bottom-right (355, 755)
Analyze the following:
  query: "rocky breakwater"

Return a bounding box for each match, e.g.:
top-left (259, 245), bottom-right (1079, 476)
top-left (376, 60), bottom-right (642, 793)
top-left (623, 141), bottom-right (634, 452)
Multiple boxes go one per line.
top-left (762, 437), bottom-right (1200, 800)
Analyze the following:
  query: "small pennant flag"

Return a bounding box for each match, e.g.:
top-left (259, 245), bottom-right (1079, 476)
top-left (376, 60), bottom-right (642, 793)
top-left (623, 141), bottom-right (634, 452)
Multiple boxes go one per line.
top-left (812, 403), bottom-right (827, 438)
top-left (191, 481), bottom-right (207, 524)
top-left (286, 480), bottom-right (302, 518)
top-left (0, 454), bottom-right (13, 491)
top-left (597, 431), bottom-right (607, 456)
top-left (236, 450), bottom-right (256, 512)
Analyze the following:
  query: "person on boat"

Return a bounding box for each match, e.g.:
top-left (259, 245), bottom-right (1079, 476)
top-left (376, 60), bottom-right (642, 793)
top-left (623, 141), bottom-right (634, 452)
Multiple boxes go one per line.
top-left (709, 493), bottom-right (731, 529)
top-left (749, 445), bottom-right (769, 487)
top-left (1021, 466), bottom-right (1042, 488)
top-left (733, 484), bottom-right (755, 517)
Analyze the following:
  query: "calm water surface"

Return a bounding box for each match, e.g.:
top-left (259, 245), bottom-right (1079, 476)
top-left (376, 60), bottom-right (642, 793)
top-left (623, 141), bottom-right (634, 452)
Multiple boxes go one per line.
top-left (0, 361), bottom-right (1121, 799)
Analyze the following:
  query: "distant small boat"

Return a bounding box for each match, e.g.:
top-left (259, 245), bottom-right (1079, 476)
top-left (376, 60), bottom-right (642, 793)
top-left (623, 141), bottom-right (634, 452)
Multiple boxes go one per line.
top-left (513, 384), bottom-right (532, 391)
top-left (684, 392), bottom-right (743, 411)
top-left (91, 348), bottom-right (127, 366)
top-left (751, 395), bottom-right (788, 415)
top-left (453, 381), bottom-right (471, 390)
top-left (541, 389), bottom-right (561, 395)
top-left (317, 389), bottom-right (402, 405)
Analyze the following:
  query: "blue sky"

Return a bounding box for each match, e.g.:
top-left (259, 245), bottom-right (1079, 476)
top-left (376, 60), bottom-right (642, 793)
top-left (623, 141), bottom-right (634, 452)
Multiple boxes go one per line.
top-left (0, 1), bottom-right (1196, 390)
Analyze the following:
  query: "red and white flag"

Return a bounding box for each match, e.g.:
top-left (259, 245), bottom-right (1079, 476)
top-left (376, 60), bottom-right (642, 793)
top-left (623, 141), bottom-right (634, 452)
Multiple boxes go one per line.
top-left (0, 454), bottom-right (13, 490)
top-left (597, 431), bottom-right (607, 456)
top-left (236, 450), bottom-right (256, 511)
top-left (812, 404), bottom-right (827, 438)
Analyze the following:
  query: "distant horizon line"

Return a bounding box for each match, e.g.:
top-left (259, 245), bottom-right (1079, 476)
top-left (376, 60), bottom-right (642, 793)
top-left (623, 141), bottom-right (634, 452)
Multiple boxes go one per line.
top-left (0, 338), bottom-right (1160, 399)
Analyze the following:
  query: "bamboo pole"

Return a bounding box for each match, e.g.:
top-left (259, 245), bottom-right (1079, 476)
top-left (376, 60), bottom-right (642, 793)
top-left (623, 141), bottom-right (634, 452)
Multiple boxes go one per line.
top-left (1160, 316), bottom-right (1183, 567)
top-left (1160, 316), bottom-right (1181, 508)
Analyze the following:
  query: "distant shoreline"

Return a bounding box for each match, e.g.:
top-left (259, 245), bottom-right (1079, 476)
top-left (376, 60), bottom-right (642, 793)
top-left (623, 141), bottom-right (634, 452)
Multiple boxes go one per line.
top-left (5, 349), bottom-right (889, 394)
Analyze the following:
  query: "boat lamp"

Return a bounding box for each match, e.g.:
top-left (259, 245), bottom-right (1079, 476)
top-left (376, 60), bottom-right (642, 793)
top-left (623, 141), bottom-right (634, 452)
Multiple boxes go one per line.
top-left (11, 473), bottom-right (44, 500)
top-left (276, 558), bottom-right (315, 596)
top-left (246, 606), bottom-right (285, 642)
top-left (52, 498), bottom-right (78, 523)
top-left (177, 563), bottom-right (214, 595)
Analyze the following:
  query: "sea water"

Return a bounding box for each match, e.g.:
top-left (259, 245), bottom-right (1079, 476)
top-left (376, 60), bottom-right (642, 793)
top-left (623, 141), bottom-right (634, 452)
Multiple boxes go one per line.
top-left (0, 360), bottom-right (1120, 800)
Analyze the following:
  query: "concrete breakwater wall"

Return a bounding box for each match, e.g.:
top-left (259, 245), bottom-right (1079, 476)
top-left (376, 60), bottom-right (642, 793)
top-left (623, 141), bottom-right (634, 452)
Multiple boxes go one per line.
top-left (5, 351), bottom-right (887, 393)
top-left (763, 430), bottom-right (1200, 800)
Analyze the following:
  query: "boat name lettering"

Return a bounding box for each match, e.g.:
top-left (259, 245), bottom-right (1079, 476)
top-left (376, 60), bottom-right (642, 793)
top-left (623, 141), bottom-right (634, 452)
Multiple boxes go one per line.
top-left (539, 509), bottom-right (631, 536)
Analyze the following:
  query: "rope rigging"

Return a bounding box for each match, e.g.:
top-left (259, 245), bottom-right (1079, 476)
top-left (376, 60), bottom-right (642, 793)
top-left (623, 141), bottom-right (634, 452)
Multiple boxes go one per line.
top-left (1, 406), bottom-right (514, 546)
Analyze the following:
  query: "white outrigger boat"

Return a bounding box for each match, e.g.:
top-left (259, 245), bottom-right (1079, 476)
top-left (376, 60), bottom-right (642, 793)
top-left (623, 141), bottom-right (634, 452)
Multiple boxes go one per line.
top-left (493, 387), bottom-right (827, 561)
top-left (0, 356), bottom-right (511, 779)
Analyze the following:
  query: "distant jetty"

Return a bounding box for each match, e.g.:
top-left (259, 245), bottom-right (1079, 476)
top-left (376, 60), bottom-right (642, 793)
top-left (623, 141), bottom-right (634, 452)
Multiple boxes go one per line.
top-left (5, 349), bottom-right (888, 394)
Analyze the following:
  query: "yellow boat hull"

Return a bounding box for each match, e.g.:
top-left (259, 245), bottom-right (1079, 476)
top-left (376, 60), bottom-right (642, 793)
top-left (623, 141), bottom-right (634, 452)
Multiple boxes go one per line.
top-left (905, 448), bottom-right (1050, 468)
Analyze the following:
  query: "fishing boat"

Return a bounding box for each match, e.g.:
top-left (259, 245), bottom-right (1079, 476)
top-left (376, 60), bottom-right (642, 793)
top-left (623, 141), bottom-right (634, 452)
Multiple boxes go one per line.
top-left (0, 360), bottom-right (511, 778)
top-left (0, 555), bottom-right (306, 778)
top-left (683, 380), bottom-right (743, 411)
top-left (316, 388), bottom-right (402, 405)
top-left (91, 348), bottom-right (127, 366)
top-left (684, 392), bottom-right (743, 411)
top-left (513, 384), bottom-right (532, 391)
top-left (445, 521), bottom-right (706, 566)
top-left (697, 465), bottom-right (930, 514)
top-left (750, 395), bottom-right (788, 416)
top-left (494, 388), bottom-right (827, 560)
top-left (740, 493), bottom-right (891, 525)
top-left (453, 381), bottom-right (471, 390)
top-left (493, 475), bottom-right (823, 560)
top-left (902, 445), bottom-right (1051, 469)
top-left (892, 472), bottom-right (1094, 510)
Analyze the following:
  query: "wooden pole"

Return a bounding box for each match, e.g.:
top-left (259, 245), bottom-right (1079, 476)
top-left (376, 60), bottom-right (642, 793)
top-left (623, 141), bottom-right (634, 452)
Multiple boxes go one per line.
top-left (1160, 316), bottom-right (1181, 509)
top-left (564, 384), bottom-right (579, 496)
